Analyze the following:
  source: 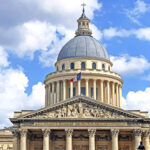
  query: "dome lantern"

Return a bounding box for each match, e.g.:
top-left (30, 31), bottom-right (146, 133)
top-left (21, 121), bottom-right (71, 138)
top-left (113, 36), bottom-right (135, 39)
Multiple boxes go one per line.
top-left (75, 3), bottom-right (92, 36)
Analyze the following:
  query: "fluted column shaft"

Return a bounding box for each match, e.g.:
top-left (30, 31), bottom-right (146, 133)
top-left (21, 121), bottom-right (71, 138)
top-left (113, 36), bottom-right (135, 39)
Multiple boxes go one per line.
top-left (20, 129), bottom-right (27, 150)
top-left (119, 85), bottom-right (122, 108)
top-left (112, 82), bottom-right (115, 106)
top-left (107, 81), bottom-right (110, 104)
top-left (134, 129), bottom-right (142, 150)
top-left (70, 81), bottom-right (73, 98)
top-left (57, 81), bottom-right (60, 102)
top-left (100, 80), bottom-right (103, 102)
top-left (88, 129), bottom-right (96, 150)
top-left (143, 131), bottom-right (150, 150)
top-left (65, 129), bottom-right (73, 150)
top-left (12, 130), bottom-right (20, 150)
top-left (116, 84), bottom-right (119, 106)
top-left (63, 80), bottom-right (66, 100)
top-left (78, 80), bottom-right (81, 95)
top-left (48, 84), bottom-right (51, 106)
top-left (43, 129), bottom-right (51, 150)
top-left (93, 79), bottom-right (96, 99)
top-left (52, 82), bottom-right (55, 104)
top-left (86, 79), bottom-right (89, 97)
top-left (111, 129), bottom-right (119, 150)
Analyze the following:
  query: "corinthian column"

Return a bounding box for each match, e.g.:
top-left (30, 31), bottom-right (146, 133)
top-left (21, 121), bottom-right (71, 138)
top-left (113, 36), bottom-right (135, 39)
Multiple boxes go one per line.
top-left (57, 81), bottom-right (60, 102)
top-left (20, 129), bottom-right (27, 150)
top-left (65, 129), bottom-right (73, 150)
top-left (88, 129), bottom-right (96, 150)
top-left (70, 81), bottom-right (73, 98)
top-left (78, 80), bottom-right (81, 95)
top-left (42, 129), bottom-right (51, 150)
top-left (93, 79), bottom-right (96, 99)
top-left (111, 129), bottom-right (119, 150)
top-left (112, 82), bottom-right (115, 106)
top-left (107, 81), bottom-right (110, 104)
top-left (86, 79), bottom-right (89, 97)
top-left (12, 129), bottom-right (20, 150)
top-left (52, 82), bottom-right (55, 104)
top-left (143, 131), bottom-right (150, 150)
top-left (63, 80), bottom-right (66, 100)
top-left (100, 80), bottom-right (104, 102)
top-left (133, 129), bottom-right (142, 150)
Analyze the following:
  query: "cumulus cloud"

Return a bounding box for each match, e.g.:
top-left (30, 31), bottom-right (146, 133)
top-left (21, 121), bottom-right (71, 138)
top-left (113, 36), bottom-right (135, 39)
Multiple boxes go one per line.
top-left (111, 54), bottom-right (150, 75)
top-left (0, 47), bottom-right (9, 68)
top-left (102, 27), bottom-right (150, 42)
top-left (0, 68), bottom-right (45, 127)
top-left (125, 0), bottom-right (150, 25)
top-left (0, 0), bottom-right (102, 67)
top-left (103, 28), bottom-right (131, 39)
top-left (123, 88), bottom-right (150, 116)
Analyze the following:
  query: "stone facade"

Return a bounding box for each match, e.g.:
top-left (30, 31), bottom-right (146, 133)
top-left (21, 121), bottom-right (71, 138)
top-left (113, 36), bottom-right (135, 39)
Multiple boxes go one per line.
top-left (0, 6), bottom-right (150, 150)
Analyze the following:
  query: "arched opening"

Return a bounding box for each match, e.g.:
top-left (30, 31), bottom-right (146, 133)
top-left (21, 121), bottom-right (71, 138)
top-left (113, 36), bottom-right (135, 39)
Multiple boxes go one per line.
top-left (81, 62), bottom-right (85, 69)
top-left (70, 62), bottom-right (75, 69)
top-left (92, 62), bottom-right (96, 69)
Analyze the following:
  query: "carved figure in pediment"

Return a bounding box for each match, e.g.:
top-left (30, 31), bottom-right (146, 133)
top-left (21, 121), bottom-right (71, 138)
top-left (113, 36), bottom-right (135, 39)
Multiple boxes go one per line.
top-left (78, 103), bottom-right (83, 114)
top-left (61, 106), bottom-right (67, 117)
top-left (84, 108), bottom-right (91, 117)
top-left (68, 105), bottom-right (73, 117)
top-left (29, 101), bottom-right (131, 119)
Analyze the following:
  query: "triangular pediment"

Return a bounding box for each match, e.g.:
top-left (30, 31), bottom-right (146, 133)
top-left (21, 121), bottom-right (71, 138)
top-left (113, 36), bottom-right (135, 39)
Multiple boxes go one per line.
top-left (12, 96), bottom-right (145, 121)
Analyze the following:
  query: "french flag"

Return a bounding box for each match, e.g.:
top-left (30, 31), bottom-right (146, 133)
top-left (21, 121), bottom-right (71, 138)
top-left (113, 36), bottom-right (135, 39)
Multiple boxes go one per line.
top-left (70, 72), bottom-right (81, 82)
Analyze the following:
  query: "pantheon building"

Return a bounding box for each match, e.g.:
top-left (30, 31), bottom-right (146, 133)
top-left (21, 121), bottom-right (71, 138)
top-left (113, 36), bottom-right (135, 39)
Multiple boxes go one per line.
top-left (0, 7), bottom-right (150, 150)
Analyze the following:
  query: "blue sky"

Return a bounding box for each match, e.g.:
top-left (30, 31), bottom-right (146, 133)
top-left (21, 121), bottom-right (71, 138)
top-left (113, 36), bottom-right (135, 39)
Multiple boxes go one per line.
top-left (0, 0), bottom-right (150, 128)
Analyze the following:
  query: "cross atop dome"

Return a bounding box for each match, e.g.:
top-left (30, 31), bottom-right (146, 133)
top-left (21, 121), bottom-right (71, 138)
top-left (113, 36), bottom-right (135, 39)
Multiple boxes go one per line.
top-left (81, 3), bottom-right (86, 13)
top-left (75, 3), bottom-right (92, 36)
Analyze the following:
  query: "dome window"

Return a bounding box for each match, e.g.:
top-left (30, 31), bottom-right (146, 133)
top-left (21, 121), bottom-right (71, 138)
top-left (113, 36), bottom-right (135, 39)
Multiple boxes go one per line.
top-left (70, 62), bottom-right (75, 69)
top-left (102, 64), bottom-right (105, 70)
top-left (62, 64), bottom-right (65, 70)
top-left (92, 62), bottom-right (96, 69)
top-left (81, 62), bottom-right (85, 69)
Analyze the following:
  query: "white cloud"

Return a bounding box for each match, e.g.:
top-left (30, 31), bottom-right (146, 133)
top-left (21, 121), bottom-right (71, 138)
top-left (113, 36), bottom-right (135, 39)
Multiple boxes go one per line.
top-left (0, 47), bottom-right (9, 68)
top-left (102, 27), bottom-right (150, 42)
top-left (125, 0), bottom-right (150, 25)
top-left (0, 68), bottom-right (45, 127)
top-left (0, 0), bottom-right (102, 67)
top-left (103, 28), bottom-right (131, 39)
top-left (134, 27), bottom-right (150, 41)
top-left (111, 54), bottom-right (150, 75)
top-left (123, 88), bottom-right (150, 116)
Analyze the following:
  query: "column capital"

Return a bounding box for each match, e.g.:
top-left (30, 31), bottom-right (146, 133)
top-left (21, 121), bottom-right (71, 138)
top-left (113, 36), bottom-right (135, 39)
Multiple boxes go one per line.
top-left (88, 129), bottom-right (96, 137)
top-left (143, 130), bottom-right (150, 137)
top-left (42, 129), bottom-right (51, 137)
top-left (20, 129), bottom-right (28, 137)
top-left (133, 129), bottom-right (142, 136)
top-left (111, 129), bottom-right (119, 136)
top-left (65, 129), bottom-right (73, 137)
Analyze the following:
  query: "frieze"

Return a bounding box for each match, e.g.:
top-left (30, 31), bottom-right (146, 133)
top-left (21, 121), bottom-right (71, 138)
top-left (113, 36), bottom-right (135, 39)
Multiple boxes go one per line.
top-left (30, 102), bottom-right (130, 119)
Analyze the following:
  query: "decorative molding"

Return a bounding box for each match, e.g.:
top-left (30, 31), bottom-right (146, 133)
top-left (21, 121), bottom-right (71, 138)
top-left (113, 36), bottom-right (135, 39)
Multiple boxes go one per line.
top-left (28, 101), bottom-right (133, 120)
top-left (88, 129), bottom-right (96, 137)
top-left (133, 129), bottom-right (142, 136)
top-left (111, 129), bottom-right (119, 137)
top-left (42, 129), bottom-right (51, 137)
top-left (65, 129), bottom-right (73, 137)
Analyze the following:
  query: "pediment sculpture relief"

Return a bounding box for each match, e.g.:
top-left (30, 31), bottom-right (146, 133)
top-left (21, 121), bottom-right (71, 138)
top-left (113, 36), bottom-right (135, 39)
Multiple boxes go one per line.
top-left (31, 102), bottom-right (128, 119)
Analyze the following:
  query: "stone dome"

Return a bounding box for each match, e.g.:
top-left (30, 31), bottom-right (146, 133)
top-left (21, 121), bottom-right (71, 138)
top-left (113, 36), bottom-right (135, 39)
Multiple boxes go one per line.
top-left (57, 35), bottom-right (110, 61)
